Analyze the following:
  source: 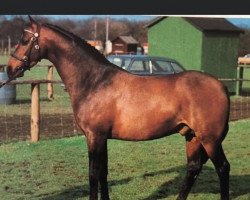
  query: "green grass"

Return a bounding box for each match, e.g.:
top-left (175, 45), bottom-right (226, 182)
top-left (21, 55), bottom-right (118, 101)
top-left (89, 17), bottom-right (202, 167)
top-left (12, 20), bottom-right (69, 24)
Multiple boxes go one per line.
top-left (0, 119), bottom-right (249, 200)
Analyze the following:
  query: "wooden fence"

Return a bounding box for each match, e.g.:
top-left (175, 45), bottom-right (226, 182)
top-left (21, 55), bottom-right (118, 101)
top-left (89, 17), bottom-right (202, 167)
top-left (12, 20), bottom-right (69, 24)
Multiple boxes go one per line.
top-left (1, 64), bottom-right (250, 142)
top-left (0, 64), bottom-right (63, 142)
top-left (0, 79), bottom-right (63, 142)
top-left (0, 64), bottom-right (56, 99)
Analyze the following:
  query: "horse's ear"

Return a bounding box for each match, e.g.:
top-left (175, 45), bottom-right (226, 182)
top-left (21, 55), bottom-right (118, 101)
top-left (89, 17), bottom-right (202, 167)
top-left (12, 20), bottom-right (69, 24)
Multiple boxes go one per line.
top-left (28, 15), bottom-right (37, 24)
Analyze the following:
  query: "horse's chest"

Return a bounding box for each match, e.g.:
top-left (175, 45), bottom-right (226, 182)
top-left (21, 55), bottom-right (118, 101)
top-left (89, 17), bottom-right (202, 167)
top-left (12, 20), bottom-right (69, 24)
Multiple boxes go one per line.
top-left (74, 101), bottom-right (114, 134)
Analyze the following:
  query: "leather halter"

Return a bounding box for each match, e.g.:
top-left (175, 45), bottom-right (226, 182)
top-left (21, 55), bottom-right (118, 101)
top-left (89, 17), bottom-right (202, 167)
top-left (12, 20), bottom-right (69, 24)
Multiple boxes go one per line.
top-left (0, 25), bottom-right (41, 88)
top-left (11, 25), bottom-right (41, 73)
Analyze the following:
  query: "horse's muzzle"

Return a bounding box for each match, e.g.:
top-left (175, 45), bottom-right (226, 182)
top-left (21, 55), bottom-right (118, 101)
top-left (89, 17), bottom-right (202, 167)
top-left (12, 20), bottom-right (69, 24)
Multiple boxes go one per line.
top-left (7, 66), bottom-right (24, 79)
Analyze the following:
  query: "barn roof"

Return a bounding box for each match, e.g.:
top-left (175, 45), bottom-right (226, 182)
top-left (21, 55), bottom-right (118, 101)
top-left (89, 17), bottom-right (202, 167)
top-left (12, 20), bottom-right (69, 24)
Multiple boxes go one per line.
top-left (113, 36), bottom-right (139, 44)
top-left (145, 17), bottom-right (244, 33)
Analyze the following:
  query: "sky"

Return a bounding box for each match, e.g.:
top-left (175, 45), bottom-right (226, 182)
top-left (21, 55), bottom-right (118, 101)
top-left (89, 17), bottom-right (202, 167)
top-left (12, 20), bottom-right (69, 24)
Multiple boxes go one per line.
top-left (43, 15), bottom-right (250, 28)
top-left (4, 15), bottom-right (250, 28)
top-left (43, 15), bottom-right (153, 21)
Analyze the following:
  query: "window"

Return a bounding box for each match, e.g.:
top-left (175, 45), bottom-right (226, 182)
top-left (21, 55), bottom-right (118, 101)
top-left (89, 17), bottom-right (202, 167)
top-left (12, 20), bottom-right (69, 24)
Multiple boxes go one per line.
top-left (122, 58), bottom-right (132, 69)
top-left (152, 60), bottom-right (173, 73)
top-left (130, 60), bottom-right (150, 73)
top-left (107, 57), bottom-right (132, 69)
top-left (115, 43), bottom-right (124, 47)
top-left (112, 58), bottom-right (123, 67)
top-left (171, 62), bottom-right (184, 73)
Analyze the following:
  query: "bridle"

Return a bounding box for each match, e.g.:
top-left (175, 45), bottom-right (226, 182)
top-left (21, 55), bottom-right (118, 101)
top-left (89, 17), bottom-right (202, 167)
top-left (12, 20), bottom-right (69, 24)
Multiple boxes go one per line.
top-left (0, 25), bottom-right (41, 88)
top-left (11, 25), bottom-right (42, 73)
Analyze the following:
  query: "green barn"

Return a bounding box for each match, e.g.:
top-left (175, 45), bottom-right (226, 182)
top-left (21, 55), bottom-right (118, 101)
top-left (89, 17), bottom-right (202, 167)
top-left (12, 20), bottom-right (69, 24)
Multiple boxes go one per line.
top-left (146, 17), bottom-right (244, 93)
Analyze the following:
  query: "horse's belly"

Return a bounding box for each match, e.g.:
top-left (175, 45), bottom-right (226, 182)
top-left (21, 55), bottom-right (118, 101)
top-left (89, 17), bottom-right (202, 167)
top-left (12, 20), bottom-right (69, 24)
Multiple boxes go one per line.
top-left (111, 89), bottom-right (179, 141)
top-left (111, 117), bottom-right (176, 141)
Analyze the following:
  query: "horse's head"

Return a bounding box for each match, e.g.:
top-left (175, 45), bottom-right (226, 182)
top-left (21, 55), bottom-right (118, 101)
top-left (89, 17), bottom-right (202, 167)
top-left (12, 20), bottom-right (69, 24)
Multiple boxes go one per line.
top-left (7, 16), bottom-right (45, 79)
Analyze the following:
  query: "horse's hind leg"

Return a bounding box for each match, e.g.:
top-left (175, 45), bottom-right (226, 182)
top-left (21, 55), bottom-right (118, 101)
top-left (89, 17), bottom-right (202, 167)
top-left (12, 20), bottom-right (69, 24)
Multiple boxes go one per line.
top-left (202, 141), bottom-right (230, 200)
top-left (177, 132), bottom-right (208, 200)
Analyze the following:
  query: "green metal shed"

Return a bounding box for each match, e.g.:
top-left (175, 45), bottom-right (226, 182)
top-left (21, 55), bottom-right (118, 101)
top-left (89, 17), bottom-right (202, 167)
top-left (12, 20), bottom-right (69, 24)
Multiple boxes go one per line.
top-left (146, 17), bottom-right (244, 93)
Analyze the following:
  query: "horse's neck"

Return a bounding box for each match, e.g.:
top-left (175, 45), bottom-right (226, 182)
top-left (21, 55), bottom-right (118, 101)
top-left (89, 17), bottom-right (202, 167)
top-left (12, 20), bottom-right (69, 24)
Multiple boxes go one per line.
top-left (45, 34), bottom-right (117, 102)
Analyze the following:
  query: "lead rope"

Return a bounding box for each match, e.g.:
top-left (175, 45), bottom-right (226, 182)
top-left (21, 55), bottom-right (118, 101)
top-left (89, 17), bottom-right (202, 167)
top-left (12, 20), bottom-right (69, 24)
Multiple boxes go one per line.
top-left (0, 68), bottom-right (26, 88)
top-left (0, 76), bottom-right (16, 88)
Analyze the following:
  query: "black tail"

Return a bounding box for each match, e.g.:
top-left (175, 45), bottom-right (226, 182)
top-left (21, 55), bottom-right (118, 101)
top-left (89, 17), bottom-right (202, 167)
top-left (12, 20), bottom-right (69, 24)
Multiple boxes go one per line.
top-left (222, 85), bottom-right (230, 141)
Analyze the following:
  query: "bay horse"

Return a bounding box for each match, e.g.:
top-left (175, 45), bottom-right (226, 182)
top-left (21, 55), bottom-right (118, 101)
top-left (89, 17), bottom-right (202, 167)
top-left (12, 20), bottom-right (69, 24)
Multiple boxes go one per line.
top-left (6, 16), bottom-right (230, 200)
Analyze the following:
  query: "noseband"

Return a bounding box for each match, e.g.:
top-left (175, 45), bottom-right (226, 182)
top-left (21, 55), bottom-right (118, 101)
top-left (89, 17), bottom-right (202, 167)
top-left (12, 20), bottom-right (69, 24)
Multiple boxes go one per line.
top-left (11, 25), bottom-right (41, 72)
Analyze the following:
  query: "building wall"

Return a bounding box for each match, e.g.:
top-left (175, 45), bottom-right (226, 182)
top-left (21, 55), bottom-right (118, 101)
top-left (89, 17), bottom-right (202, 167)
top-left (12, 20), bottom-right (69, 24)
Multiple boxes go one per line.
top-left (112, 38), bottom-right (138, 54)
top-left (148, 17), bottom-right (203, 71)
top-left (202, 32), bottom-right (239, 92)
top-left (112, 38), bottom-right (127, 54)
top-left (148, 17), bottom-right (241, 93)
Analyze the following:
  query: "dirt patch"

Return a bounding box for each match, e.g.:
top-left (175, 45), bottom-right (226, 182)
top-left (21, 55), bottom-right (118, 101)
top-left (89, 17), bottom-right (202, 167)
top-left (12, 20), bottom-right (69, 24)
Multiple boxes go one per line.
top-left (0, 100), bottom-right (249, 142)
top-left (0, 113), bottom-right (80, 142)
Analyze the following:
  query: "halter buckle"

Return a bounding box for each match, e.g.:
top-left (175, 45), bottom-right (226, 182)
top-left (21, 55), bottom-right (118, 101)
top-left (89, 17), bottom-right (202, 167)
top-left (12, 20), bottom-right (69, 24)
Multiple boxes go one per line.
top-left (22, 56), bottom-right (28, 62)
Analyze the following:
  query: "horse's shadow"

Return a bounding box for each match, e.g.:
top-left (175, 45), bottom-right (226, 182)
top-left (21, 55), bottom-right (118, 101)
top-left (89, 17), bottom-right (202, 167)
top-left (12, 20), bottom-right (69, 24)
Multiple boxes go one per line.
top-left (141, 165), bottom-right (250, 199)
top-left (37, 177), bottom-right (132, 200)
top-left (38, 165), bottom-right (250, 200)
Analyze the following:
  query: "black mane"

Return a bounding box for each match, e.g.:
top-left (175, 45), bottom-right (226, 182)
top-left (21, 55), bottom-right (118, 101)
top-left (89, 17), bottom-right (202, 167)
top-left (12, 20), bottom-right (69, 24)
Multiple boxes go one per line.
top-left (43, 23), bottom-right (110, 64)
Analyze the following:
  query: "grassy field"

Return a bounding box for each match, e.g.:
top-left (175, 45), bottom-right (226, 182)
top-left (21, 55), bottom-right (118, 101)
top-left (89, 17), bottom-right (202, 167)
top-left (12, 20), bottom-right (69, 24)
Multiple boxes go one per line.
top-left (0, 56), bottom-right (249, 199)
top-left (0, 119), bottom-right (249, 200)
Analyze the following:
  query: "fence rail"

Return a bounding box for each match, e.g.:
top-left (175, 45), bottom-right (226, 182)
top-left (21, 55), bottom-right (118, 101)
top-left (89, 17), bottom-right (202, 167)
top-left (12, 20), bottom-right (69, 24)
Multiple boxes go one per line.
top-left (1, 64), bottom-right (250, 143)
top-left (0, 64), bottom-right (67, 143)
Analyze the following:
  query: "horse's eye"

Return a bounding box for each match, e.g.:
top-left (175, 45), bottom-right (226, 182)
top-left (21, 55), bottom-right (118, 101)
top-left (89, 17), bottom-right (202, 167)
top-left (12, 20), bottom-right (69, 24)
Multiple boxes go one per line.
top-left (21, 38), bottom-right (29, 45)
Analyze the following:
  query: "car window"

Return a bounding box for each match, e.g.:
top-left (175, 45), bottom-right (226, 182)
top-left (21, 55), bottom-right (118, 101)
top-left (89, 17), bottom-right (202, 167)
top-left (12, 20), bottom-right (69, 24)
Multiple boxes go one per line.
top-left (112, 57), bottom-right (123, 67)
top-left (151, 60), bottom-right (174, 73)
top-left (171, 62), bottom-right (184, 73)
top-left (129, 60), bottom-right (150, 73)
top-left (108, 57), bottom-right (132, 69)
top-left (122, 58), bottom-right (132, 69)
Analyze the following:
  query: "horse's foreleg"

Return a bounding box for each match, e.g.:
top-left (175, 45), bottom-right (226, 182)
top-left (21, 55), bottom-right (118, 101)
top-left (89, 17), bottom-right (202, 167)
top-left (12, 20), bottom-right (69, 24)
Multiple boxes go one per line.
top-left (177, 133), bottom-right (208, 200)
top-left (99, 140), bottom-right (110, 200)
top-left (88, 150), bottom-right (99, 200)
top-left (87, 135), bottom-right (110, 200)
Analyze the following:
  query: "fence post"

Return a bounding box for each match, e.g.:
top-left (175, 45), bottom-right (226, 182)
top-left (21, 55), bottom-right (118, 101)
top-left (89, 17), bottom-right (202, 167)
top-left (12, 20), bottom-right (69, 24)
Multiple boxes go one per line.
top-left (47, 65), bottom-right (54, 100)
top-left (31, 83), bottom-right (40, 142)
top-left (236, 66), bottom-right (243, 96)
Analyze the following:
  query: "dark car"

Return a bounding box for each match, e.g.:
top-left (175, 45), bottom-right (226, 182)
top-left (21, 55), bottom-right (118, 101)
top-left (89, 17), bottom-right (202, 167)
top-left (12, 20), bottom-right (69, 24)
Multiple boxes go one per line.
top-left (107, 55), bottom-right (185, 75)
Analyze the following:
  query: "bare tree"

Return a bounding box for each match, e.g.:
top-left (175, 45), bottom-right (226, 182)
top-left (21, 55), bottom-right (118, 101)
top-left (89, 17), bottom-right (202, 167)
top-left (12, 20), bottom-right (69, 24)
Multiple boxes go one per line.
top-left (0, 15), bottom-right (149, 52)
